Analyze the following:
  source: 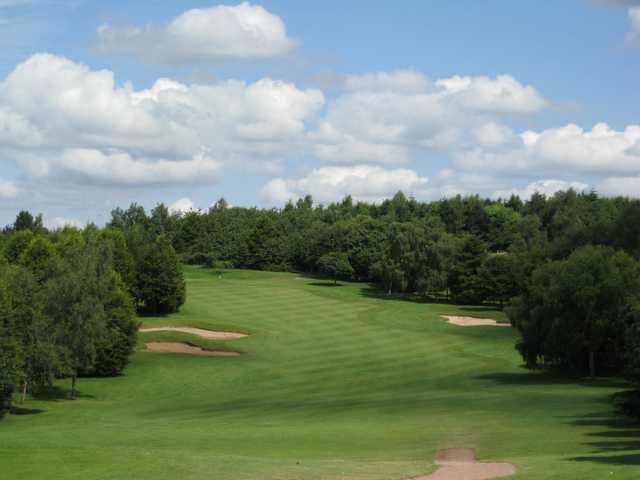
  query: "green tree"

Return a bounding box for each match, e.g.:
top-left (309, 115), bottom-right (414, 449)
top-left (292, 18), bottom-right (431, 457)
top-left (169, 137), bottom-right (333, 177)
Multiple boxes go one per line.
top-left (317, 252), bottom-right (354, 284)
top-left (13, 210), bottom-right (45, 234)
top-left (478, 253), bottom-right (519, 307)
top-left (448, 235), bottom-right (487, 304)
top-left (509, 245), bottom-right (640, 377)
top-left (18, 236), bottom-right (59, 283)
top-left (8, 267), bottom-right (60, 401)
top-left (45, 247), bottom-right (107, 399)
top-left (91, 270), bottom-right (137, 377)
top-left (0, 276), bottom-right (19, 416)
top-left (135, 236), bottom-right (186, 314)
top-left (4, 229), bottom-right (35, 263)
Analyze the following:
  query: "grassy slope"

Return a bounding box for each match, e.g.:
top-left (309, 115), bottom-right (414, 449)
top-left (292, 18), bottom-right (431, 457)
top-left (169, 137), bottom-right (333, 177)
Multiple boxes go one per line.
top-left (0, 267), bottom-right (638, 479)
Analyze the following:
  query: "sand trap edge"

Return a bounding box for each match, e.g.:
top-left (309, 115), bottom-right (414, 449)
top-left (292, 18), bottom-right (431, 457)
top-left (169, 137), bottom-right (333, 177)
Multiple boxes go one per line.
top-left (139, 326), bottom-right (248, 340)
top-left (144, 342), bottom-right (241, 357)
top-left (440, 315), bottom-right (511, 328)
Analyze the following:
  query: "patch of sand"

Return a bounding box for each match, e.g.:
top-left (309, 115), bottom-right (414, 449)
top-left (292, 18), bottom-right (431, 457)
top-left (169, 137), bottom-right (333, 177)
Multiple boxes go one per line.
top-left (144, 342), bottom-right (240, 357)
top-left (139, 326), bottom-right (247, 340)
top-left (412, 448), bottom-right (516, 480)
top-left (440, 316), bottom-right (511, 328)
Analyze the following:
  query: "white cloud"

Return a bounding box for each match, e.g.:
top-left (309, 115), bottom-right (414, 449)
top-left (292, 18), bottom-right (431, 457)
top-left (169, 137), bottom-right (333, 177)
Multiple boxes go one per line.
top-left (0, 53), bottom-right (323, 187)
top-left (343, 69), bottom-right (430, 94)
top-left (598, 175), bottom-right (640, 197)
top-left (454, 122), bottom-right (640, 176)
top-left (0, 179), bottom-right (19, 198)
top-left (262, 165), bottom-right (429, 204)
top-left (169, 197), bottom-right (196, 215)
top-left (626, 6), bottom-right (640, 43)
top-left (55, 149), bottom-right (221, 186)
top-left (311, 73), bottom-right (547, 164)
top-left (96, 2), bottom-right (296, 65)
top-left (45, 216), bottom-right (83, 230)
top-left (434, 75), bottom-right (548, 114)
top-left (493, 179), bottom-right (590, 200)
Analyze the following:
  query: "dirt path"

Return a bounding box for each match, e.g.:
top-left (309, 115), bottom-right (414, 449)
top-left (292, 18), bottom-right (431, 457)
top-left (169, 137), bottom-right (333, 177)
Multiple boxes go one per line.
top-left (440, 316), bottom-right (511, 328)
top-left (144, 342), bottom-right (240, 357)
top-left (412, 448), bottom-right (516, 480)
top-left (139, 326), bottom-right (247, 340)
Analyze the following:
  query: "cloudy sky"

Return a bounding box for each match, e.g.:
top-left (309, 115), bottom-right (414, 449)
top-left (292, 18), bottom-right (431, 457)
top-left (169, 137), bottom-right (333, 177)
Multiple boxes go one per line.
top-left (0, 0), bottom-right (639, 226)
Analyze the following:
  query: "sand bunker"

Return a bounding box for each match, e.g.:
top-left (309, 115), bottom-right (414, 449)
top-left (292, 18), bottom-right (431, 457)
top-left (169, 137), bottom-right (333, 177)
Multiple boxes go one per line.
top-left (144, 342), bottom-right (240, 357)
top-left (440, 316), bottom-right (511, 328)
top-left (139, 326), bottom-right (247, 340)
top-left (412, 448), bottom-right (516, 480)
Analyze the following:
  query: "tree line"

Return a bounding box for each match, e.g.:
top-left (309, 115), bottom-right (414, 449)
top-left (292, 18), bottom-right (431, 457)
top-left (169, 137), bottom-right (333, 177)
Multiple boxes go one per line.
top-left (107, 190), bottom-right (640, 411)
top-left (0, 211), bottom-right (185, 417)
top-left (3, 188), bottom-right (640, 417)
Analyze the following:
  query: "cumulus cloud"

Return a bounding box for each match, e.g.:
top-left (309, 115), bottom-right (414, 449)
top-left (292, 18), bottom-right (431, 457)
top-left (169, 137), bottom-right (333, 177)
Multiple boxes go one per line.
top-left (96, 2), bottom-right (296, 65)
top-left (493, 179), bottom-right (590, 200)
top-left (0, 53), bottom-right (323, 187)
top-left (262, 165), bottom-right (430, 204)
top-left (312, 73), bottom-right (548, 164)
top-left (454, 122), bottom-right (640, 176)
top-left (169, 197), bottom-right (196, 215)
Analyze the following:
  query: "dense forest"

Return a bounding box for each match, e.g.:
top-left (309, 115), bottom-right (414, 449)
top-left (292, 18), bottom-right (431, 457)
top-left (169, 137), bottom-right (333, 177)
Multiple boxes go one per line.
top-left (0, 211), bottom-right (185, 415)
top-left (2, 189), bottom-right (640, 417)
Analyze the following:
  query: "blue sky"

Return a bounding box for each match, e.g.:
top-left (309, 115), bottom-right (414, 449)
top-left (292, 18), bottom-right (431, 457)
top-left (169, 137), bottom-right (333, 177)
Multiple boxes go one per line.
top-left (0, 0), bottom-right (639, 226)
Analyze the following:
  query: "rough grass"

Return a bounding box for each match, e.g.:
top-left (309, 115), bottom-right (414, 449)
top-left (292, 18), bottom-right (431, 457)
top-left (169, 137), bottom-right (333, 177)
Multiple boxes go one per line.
top-left (0, 267), bottom-right (638, 479)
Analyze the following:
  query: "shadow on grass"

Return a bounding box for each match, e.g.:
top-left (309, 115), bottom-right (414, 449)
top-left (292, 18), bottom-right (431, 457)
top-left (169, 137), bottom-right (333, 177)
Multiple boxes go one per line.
top-left (566, 412), bottom-right (640, 466)
top-left (476, 371), bottom-right (629, 389)
top-left (308, 282), bottom-right (344, 287)
top-left (357, 286), bottom-right (436, 304)
top-left (10, 406), bottom-right (44, 415)
top-left (357, 286), bottom-right (504, 311)
top-left (31, 386), bottom-right (94, 401)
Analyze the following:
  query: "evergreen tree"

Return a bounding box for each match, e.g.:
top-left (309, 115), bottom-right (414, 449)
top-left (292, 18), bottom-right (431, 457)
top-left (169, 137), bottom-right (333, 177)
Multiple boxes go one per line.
top-left (135, 236), bottom-right (186, 314)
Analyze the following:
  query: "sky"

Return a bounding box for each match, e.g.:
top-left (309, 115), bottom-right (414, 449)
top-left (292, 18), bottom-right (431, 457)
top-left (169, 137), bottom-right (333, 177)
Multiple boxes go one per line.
top-left (0, 0), bottom-right (639, 227)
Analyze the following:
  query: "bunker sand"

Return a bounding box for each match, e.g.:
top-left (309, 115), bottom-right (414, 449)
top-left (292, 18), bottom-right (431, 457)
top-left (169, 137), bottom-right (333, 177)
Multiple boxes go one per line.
top-left (139, 326), bottom-right (247, 340)
top-left (440, 315), bottom-right (511, 328)
top-left (144, 342), bottom-right (240, 357)
top-left (412, 448), bottom-right (516, 480)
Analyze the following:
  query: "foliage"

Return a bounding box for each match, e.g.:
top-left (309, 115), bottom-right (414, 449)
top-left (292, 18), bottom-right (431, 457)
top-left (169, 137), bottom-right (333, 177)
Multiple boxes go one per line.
top-left (508, 245), bottom-right (640, 376)
top-left (135, 235), bottom-right (185, 315)
top-left (317, 252), bottom-right (354, 284)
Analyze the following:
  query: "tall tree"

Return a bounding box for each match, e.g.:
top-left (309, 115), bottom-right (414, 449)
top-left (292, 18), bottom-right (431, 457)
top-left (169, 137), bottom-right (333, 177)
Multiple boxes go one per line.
top-left (135, 236), bottom-right (186, 315)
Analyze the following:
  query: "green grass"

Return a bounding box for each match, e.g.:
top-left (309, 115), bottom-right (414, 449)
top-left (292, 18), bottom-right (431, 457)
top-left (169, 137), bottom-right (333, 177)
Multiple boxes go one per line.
top-left (1, 267), bottom-right (638, 479)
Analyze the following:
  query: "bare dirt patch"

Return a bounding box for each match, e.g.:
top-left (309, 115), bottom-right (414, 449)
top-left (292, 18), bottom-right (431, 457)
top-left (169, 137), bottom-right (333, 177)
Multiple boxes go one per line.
top-left (440, 316), bottom-right (511, 328)
top-left (144, 342), bottom-right (240, 357)
top-left (139, 326), bottom-right (247, 340)
top-left (412, 448), bottom-right (516, 480)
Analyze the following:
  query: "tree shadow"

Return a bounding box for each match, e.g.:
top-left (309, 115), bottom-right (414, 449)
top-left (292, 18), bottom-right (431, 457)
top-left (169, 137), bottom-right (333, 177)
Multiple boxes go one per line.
top-left (31, 385), bottom-right (94, 401)
top-left (357, 285), bottom-right (436, 304)
top-left (476, 371), bottom-right (630, 389)
top-left (308, 282), bottom-right (344, 287)
top-left (566, 412), bottom-right (640, 466)
top-left (10, 406), bottom-right (44, 415)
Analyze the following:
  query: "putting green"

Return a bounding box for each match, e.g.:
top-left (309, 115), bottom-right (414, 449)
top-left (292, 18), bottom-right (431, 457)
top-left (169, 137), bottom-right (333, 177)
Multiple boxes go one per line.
top-left (0, 267), bottom-right (637, 479)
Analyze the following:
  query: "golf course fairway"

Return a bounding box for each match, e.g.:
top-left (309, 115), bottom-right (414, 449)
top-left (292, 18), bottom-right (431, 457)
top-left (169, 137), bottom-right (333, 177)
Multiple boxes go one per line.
top-left (0, 267), bottom-right (638, 479)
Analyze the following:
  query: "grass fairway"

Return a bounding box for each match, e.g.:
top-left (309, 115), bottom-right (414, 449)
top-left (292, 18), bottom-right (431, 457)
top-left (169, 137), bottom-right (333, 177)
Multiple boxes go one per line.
top-left (1, 267), bottom-right (638, 479)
